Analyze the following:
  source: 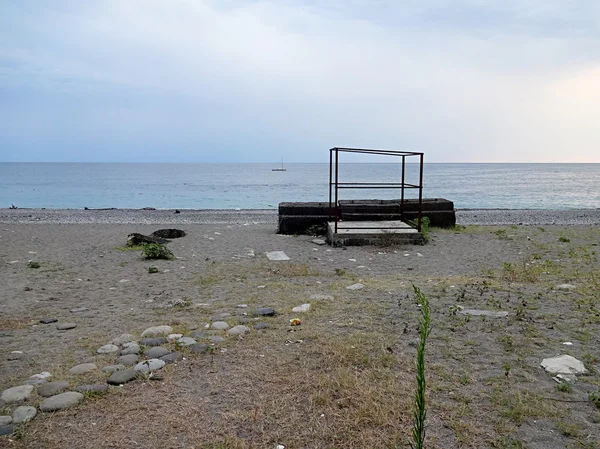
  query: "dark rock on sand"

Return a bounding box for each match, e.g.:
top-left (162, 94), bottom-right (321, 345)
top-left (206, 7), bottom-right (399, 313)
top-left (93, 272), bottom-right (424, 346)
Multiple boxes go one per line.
top-left (40, 318), bottom-right (58, 324)
top-left (159, 352), bottom-right (183, 364)
top-left (253, 307), bottom-right (276, 317)
top-left (40, 392), bottom-right (84, 412)
top-left (56, 323), bottom-right (77, 330)
top-left (140, 337), bottom-right (168, 346)
top-left (117, 354), bottom-right (139, 366)
top-left (107, 369), bottom-right (138, 385)
top-left (152, 229), bottom-right (186, 239)
top-left (38, 381), bottom-right (70, 397)
top-left (144, 347), bottom-right (170, 358)
top-left (127, 233), bottom-right (168, 246)
top-left (190, 344), bottom-right (209, 353)
top-left (189, 330), bottom-right (206, 339)
top-left (0, 424), bottom-right (16, 436)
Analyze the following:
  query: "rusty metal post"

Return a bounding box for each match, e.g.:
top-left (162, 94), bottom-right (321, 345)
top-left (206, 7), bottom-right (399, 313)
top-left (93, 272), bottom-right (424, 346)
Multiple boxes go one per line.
top-left (418, 153), bottom-right (424, 232)
top-left (401, 155), bottom-right (406, 222)
top-left (335, 148), bottom-right (339, 233)
top-left (329, 148), bottom-right (333, 223)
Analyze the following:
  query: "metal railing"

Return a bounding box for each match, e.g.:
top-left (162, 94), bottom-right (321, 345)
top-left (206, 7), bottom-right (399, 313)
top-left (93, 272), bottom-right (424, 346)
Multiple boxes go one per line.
top-left (328, 147), bottom-right (424, 233)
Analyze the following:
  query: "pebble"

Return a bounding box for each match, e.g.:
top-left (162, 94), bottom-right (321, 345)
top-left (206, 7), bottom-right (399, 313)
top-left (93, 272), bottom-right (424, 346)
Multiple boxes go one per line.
top-left (70, 307), bottom-right (89, 313)
top-left (74, 384), bottom-right (108, 394)
top-left (1, 385), bottom-right (34, 403)
top-left (211, 313), bottom-right (231, 321)
top-left (292, 304), bottom-right (311, 313)
top-left (176, 337), bottom-right (196, 346)
top-left (112, 334), bottom-right (137, 345)
top-left (27, 372), bottom-right (51, 385)
top-left (0, 416), bottom-right (11, 426)
top-left (37, 381), bottom-right (70, 397)
top-left (189, 330), bottom-right (206, 339)
top-left (56, 323), bottom-right (77, 330)
top-left (211, 321), bottom-right (230, 330)
top-left (141, 325), bottom-right (173, 337)
top-left (556, 284), bottom-right (576, 290)
top-left (117, 354), bottom-right (139, 366)
top-left (346, 283), bottom-right (364, 290)
top-left (140, 337), bottom-right (168, 346)
top-left (228, 325), bottom-right (250, 336)
top-left (253, 307), bottom-right (276, 317)
top-left (40, 318), bottom-right (58, 324)
top-left (97, 344), bottom-right (120, 354)
top-left (107, 369), bottom-right (138, 385)
top-left (144, 347), bottom-right (170, 358)
top-left (102, 364), bottom-right (126, 373)
top-left (0, 424), bottom-right (16, 436)
top-left (209, 336), bottom-right (225, 344)
top-left (254, 322), bottom-right (271, 330)
top-left (120, 343), bottom-right (140, 355)
top-left (459, 309), bottom-right (509, 318)
top-left (69, 363), bottom-right (97, 375)
top-left (190, 344), bottom-right (209, 353)
top-left (134, 359), bottom-right (166, 373)
top-left (312, 239), bottom-right (326, 245)
top-left (12, 406), bottom-right (37, 424)
top-left (167, 333), bottom-right (183, 341)
top-left (236, 304), bottom-right (248, 308)
top-left (40, 392), bottom-right (84, 412)
top-left (160, 352), bottom-right (183, 364)
top-left (310, 294), bottom-right (334, 301)
top-left (7, 351), bottom-right (24, 361)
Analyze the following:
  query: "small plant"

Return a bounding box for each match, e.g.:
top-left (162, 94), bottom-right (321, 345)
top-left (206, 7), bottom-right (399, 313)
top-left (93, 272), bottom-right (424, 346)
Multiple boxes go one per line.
top-left (557, 382), bottom-right (572, 393)
top-left (142, 243), bottom-right (174, 260)
top-left (148, 266), bottom-right (159, 274)
top-left (503, 363), bottom-right (511, 378)
top-left (410, 286), bottom-right (432, 449)
top-left (420, 216), bottom-right (431, 242)
top-left (589, 390), bottom-right (600, 409)
top-left (538, 227), bottom-right (546, 232)
top-left (335, 268), bottom-right (346, 276)
top-left (559, 237), bottom-right (571, 243)
top-left (27, 261), bottom-right (40, 269)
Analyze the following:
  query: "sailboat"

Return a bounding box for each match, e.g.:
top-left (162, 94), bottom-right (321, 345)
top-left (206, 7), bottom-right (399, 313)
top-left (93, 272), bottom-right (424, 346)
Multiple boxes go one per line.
top-left (272, 157), bottom-right (287, 171)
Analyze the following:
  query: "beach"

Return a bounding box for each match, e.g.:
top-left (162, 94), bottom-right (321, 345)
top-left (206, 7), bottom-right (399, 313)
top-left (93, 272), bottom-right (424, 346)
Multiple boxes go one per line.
top-left (1, 209), bottom-right (599, 448)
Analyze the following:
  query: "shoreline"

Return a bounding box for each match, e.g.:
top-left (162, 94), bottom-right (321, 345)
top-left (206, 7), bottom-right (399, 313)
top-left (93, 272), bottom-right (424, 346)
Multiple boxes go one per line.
top-left (0, 207), bottom-right (599, 225)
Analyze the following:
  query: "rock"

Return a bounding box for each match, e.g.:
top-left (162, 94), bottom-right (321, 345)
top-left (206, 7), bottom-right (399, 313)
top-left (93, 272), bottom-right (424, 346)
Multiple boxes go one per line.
top-left (237, 304), bottom-right (248, 308)
top-left (144, 347), bottom-right (170, 358)
top-left (134, 359), bottom-right (165, 373)
top-left (27, 372), bottom-right (51, 385)
top-left (37, 381), bottom-right (70, 398)
top-left (209, 336), bottom-right (225, 344)
top-left (254, 322), bottom-right (271, 330)
top-left (107, 369), bottom-right (138, 385)
top-left (120, 344), bottom-right (140, 355)
top-left (346, 283), bottom-right (364, 290)
top-left (12, 406), bottom-right (37, 424)
top-left (190, 344), bottom-right (209, 353)
top-left (292, 303), bottom-right (311, 313)
top-left (117, 354), bottom-right (139, 366)
top-left (1, 385), bottom-right (34, 403)
top-left (266, 251), bottom-right (290, 261)
top-left (459, 309), bottom-right (508, 318)
top-left (69, 363), bottom-right (97, 375)
top-left (0, 416), bottom-right (11, 426)
top-left (167, 333), bottom-right (183, 341)
top-left (7, 351), bottom-right (24, 361)
top-left (541, 355), bottom-right (587, 375)
top-left (211, 321), bottom-right (230, 330)
top-left (211, 312), bottom-right (231, 321)
top-left (228, 325), bottom-right (250, 336)
top-left (56, 323), bottom-right (77, 330)
top-left (0, 424), bottom-right (16, 436)
top-left (141, 325), bottom-right (173, 337)
top-left (40, 392), bottom-right (84, 412)
top-left (73, 384), bottom-right (108, 394)
top-left (253, 307), bottom-right (276, 317)
top-left (140, 337), bottom-right (168, 346)
top-left (557, 284), bottom-right (576, 290)
top-left (160, 352), bottom-right (183, 364)
top-left (97, 344), bottom-right (120, 354)
top-left (102, 364), bottom-right (126, 373)
top-left (127, 233), bottom-right (168, 246)
top-left (236, 317), bottom-right (251, 324)
top-left (189, 330), bottom-right (206, 339)
top-left (40, 318), bottom-right (58, 324)
top-left (312, 239), bottom-right (327, 245)
top-left (152, 229), bottom-right (186, 239)
top-left (176, 337), bottom-right (196, 346)
top-left (111, 334), bottom-right (137, 345)
top-left (310, 294), bottom-right (334, 301)
top-left (70, 307), bottom-right (89, 313)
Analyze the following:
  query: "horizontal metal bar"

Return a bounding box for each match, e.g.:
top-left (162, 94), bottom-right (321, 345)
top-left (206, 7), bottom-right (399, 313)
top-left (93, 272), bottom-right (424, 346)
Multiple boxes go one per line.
top-left (336, 186), bottom-right (421, 189)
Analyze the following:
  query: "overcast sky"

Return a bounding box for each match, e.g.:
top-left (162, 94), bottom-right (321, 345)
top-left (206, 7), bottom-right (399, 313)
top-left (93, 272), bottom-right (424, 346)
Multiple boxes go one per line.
top-left (1, 0), bottom-right (599, 163)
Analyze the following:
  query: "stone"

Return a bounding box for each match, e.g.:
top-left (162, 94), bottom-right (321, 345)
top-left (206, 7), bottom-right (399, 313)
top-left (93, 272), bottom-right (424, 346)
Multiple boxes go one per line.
top-left (37, 381), bottom-right (70, 397)
top-left (557, 284), bottom-right (576, 290)
top-left (310, 294), bottom-right (334, 301)
top-left (145, 347), bottom-right (170, 358)
top-left (102, 364), bottom-right (126, 373)
top-left (292, 303), bottom-right (311, 313)
top-left (1, 385), bottom-right (34, 403)
top-left (228, 325), bottom-right (250, 336)
top-left (190, 344), bottom-right (209, 353)
top-left (56, 323), bottom-right (77, 330)
top-left (160, 352), bottom-right (183, 364)
top-left (141, 325), bottom-right (173, 337)
top-left (0, 416), bottom-right (11, 426)
top-left (69, 363), bottom-right (97, 375)
top-left (211, 312), bottom-right (231, 321)
top-left (266, 251), bottom-right (290, 261)
top-left (40, 392), bottom-right (84, 412)
top-left (40, 318), bottom-right (58, 324)
top-left (346, 283), bottom-right (364, 290)
top-left (254, 322), bottom-right (271, 330)
top-left (152, 228), bottom-right (186, 239)
top-left (236, 317), bottom-right (251, 324)
top-left (27, 372), bottom-right (51, 385)
top-left (74, 384), bottom-right (108, 394)
top-left (134, 359), bottom-right (166, 373)
top-left (70, 307), bottom-right (89, 313)
top-left (140, 337), bottom-right (168, 346)
top-left (107, 369), bottom-right (138, 385)
top-left (209, 336), bottom-right (225, 343)
top-left (7, 351), bottom-right (24, 361)
top-left (541, 355), bottom-right (587, 375)
top-left (176, 337), bottom-right (196, 346)
top-left (0, 424), bottom-right (16, 436)
top-left (117, 354), bottom-right (139, 366)
top-left (120, 344), bottom-right (140, 355)
top-left (111, 334), bottom-right (137, 345)
top-left (167, 333), bottom-right (183, 341)
top-left (459, 309), bottom-right (508, 318)
top-left (97, 344), bottom-right (120, 354)
top-left (211, 321), bottom-right (230, 330)
top-left (127, 232), bottom-right (168, 246)
top-left (189, 330), bottom-right (206, 339)
top-left (12, 406), bottom-right (37, 424)
top-left (312, 239), bottom-right (327, 245)
top-left (253, 307), bottom-right (276, 317)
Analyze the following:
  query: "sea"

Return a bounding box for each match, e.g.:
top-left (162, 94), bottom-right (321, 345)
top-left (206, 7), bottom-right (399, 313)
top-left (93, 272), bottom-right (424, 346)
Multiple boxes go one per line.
top-left (0, 163), bottom-right (598, 210)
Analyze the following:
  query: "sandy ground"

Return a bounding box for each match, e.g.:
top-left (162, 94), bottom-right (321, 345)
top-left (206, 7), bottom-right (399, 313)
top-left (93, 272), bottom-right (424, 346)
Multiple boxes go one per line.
top-left (0, 211), bottom-right (599, 448)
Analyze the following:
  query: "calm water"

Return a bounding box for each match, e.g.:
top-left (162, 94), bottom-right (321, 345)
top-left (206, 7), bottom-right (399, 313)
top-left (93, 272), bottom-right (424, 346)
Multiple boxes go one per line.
top-left (0, 163), bottom-right (598, 210)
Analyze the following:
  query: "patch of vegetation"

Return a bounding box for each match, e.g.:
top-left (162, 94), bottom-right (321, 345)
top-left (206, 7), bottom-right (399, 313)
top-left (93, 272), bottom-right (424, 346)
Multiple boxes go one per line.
top-left (589, 390), bottom-right (600, 409)
top-left (335, 268), bottom-right (347, 276)
top-left (148, 266), bottom-right (159, 274)
top-left (269, 263), bottom-right (318, 277)
top-left (557, 382), bottom-right (573, 393)
top-left (559, 237), bottom-right (571, 243)
top-left (27, 261), bottom-right (40, 269)
top-left (556, 420), bottom-right (579, 437)
top-left (420, 216), bottom-right (431, 242)
top-left (493, 229), bottom-right (509, 240)
top-left (493, 436), bottom-right (525, 448)
top-left (306, 223), bottom-right (327, 236)
top-left (142, 243), bottom-right (174, 260)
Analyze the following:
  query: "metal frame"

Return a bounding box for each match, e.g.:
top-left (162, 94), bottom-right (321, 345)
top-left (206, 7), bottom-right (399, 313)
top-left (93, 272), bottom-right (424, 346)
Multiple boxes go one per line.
top-left (328, 147), bottom-right (424, 233)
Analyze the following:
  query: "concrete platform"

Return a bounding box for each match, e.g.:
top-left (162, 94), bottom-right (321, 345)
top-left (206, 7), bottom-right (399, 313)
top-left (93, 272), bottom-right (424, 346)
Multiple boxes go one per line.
top-left (327, 220), bottom-right (424, 246)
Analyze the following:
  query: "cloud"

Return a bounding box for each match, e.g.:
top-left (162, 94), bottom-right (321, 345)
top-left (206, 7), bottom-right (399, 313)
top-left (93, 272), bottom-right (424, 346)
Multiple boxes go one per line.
top-left (1, 0), bottom-right (599, 162)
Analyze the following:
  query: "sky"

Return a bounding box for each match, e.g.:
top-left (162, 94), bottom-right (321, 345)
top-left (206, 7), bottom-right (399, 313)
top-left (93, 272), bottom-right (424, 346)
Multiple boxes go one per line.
top-left (1, 0), bottom-right (599, 163)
